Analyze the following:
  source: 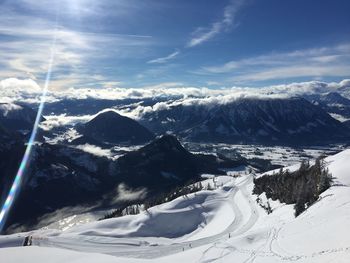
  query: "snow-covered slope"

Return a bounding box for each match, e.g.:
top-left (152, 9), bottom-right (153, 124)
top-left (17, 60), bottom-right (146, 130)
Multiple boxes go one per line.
top-left (1, 149), bottom-right (350, 262)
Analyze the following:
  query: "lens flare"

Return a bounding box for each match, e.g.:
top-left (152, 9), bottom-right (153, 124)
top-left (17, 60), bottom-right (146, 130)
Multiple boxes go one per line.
top-left (0, 33), bottom-right (57, 232)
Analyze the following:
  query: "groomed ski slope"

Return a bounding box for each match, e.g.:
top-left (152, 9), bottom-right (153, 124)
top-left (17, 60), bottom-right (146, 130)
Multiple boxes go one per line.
top-left (1, 149), bottom-right (350, 262)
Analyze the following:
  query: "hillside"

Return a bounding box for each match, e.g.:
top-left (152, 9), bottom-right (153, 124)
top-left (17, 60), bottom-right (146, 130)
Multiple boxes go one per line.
top-left (1, 135), bottom-right (250, 233)
top-left (1, 149), bottom-right (349, 262)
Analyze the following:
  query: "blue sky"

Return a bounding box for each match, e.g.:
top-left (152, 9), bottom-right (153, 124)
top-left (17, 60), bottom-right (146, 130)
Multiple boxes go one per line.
top-left (0, 0), bottom-right (349, 90)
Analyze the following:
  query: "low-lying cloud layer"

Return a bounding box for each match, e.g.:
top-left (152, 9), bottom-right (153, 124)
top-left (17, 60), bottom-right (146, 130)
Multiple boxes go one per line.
top-left (2, 77), bottom-right (350, 129)
top-left (75, 144), bottom-right (114, 159)
top-left (113, 183), bottom-right (147, 203)
top-left (1, 77), bottom-right (350, 105)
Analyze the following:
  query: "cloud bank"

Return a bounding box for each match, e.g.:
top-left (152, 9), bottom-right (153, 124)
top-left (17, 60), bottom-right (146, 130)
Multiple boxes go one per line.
top-left (2, 78), bottom-right (349, 106)
top-left (75, 144), bottom-right (114, 159)
top-left (4, 77), bottom-right (347, 131)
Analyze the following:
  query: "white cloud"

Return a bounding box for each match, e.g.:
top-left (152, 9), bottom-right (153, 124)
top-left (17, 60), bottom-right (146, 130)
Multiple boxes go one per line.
top-left (0, 25), bottom-right (153, 88)
top-left (0, 103), bottom-right (23, 117)
top-left (40, 114), bottom-right (93, 130)
top-left (0, 6), bottom-right (154, 90)
top-left (114, 79), bottom-right (350, 119)
top-left (113, 183), bottom-right (147, 202)
top-left (2, 77), bottom-right (348, 133)
top-left (0, 78), bottom-right (48, 103)
top-left (202, 44), bottom-right (350, 73)
top-left (232, 64), bottom-right (350, 82)
top-left (123, 80), bottom-right (350, 119)
top-left (147, 50), bottom-right (180, 64)
top-left (2, 77), bottom-right (350, 124)
top-left (198, 43), bottom-right (350, 83)
top-left (75, 144), bottom-right (113, 159)
top-left (187, 0), bottom-right (245, 47)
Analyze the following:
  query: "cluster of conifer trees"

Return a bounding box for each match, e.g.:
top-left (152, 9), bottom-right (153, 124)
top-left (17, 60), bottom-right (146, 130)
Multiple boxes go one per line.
top-left (253, 157), bottom-right (332, 216)
top-left (99, 204), bottom-right (143, 220)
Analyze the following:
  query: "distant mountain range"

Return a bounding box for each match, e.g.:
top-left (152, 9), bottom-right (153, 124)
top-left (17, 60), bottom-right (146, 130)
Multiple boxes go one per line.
top-left (304, 92), bottom-right (350, 121)
top-left (3, 95), bottom-right (350, 146)
top-left (138, 97), bottom-right (349, 145)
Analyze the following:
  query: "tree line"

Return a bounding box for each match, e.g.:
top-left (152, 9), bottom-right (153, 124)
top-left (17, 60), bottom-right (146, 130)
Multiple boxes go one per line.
top-left (253, 156), bottom-right (332, 216)
top-left (99, 181), bottom-right (215, 220)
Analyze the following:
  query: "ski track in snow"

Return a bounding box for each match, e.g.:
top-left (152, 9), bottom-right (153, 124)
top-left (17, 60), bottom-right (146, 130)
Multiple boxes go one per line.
top-left (198, 175), bottom-right (259, 263)
top-left (33, 175), bottom-right (258, 259)
top-left (18, 175), bottom-right (350, 262)
top-left (2, 149), bottom-right (350, 262)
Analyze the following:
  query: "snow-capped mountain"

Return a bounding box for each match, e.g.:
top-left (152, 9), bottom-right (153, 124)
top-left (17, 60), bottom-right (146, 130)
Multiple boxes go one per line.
top-left (75, 110), bottom-right (155, 146)
top-left (305, 92), bottom-right (350, 122)
top-left (139, 97), bottom-right (349, 145)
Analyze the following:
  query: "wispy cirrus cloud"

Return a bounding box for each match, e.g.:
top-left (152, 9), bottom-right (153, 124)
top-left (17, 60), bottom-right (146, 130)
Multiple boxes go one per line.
top-left (187, 0), bottom-right (246, 47)
top-left (0, 2), bottom-right (154, 90)
top-left (196, 43), bottom-right (350, 83)
top-left (147, 50), bottom-right (180, 64)
top-left (0, 23), bottom-right (153, 89)
top-left (233, 65), bottom-right (350, 83)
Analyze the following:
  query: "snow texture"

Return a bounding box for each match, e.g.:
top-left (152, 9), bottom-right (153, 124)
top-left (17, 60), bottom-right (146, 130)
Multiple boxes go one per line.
top-left (1, 149), bottom-right (350, 262)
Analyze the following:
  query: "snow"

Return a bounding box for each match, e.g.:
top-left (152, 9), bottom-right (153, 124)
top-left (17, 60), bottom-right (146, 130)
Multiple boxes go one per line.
top-left (63, 184), bottom-right (236, 242)
top-left (326, 149), bottom-right (350, 185)
top-left (186, 142), bottom-right (344, 167)
top-left (1, 149), bottom-right (350, 262)
top-left (0, 246), bottom-right (140, 263)
top-left (329, 113), bottom-right (350, 122)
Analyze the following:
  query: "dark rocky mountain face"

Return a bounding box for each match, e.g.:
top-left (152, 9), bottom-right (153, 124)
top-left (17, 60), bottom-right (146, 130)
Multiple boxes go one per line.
top-left (305, 92), bottom-right (350, 120)
top-left (139, 97), bottom-right (349, 145)
top-left (117, 135), bottom-right (198, 190)
top-left (321, 92), bottom-right (350, 105)
top-left (344, 120), bottom-right (350, 129)
top-left (0, 103), bottom-right (43, 133)
top-left (0, 125), bottom-right (26, 213)
top-left (116, 135), bottom-right (240, 191)
top-left (0, 102), bottom-right (47, 143)
top-left (4, 143), bottom-right (119, 232)
top-left (76, 110), bottom-right (155, 145)
top-left (3, 135), bottom-right (249, 233)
